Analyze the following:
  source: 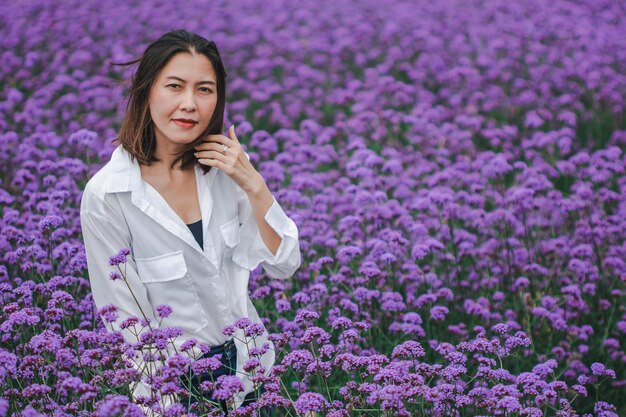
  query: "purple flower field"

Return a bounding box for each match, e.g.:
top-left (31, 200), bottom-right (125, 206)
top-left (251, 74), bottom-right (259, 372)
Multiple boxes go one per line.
top-left (1, 0), bottom-right (625, 415)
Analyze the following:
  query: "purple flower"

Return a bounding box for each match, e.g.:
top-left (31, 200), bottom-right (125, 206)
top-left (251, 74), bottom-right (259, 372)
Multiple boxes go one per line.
top-left (276, 298), bottom-right (292, 312)
top-left (336, 245), bottom-right (362, 264)
top-left (212, 375), bottom-right (244, 400)
top-left (331, 316), bottom-right (353, 330)
top-left (524, 111), bottom-right (544, 128)
top-left (0, 399), bottom-right (8, 417)
top-left (283, 350), bottom-right (315, 371)
top-left (532, 359), bottom-right (558, 378)
top-left (572, 384), bottom-right (587, 396)
top-left (295, 309), bottom-right (319, 325)
top-left (410, 244), bottom-right (430, 260)
top-left (191, 355), bottom-right (223, 374)
top-left (491, 323), bottom-right (508, 334)
top-left (155, 304), bottom-right (172, 319)
top-left (594, 401), bottom-right (618, 416)
top-left (21, 406), bottom-right (42, 417)
top-left (381, 291), bottom-right (406, 312)
top-left (294, 392), bottom-right (330, 413)
top-left (119, 317), bottom-right (139, 329)
top-left (590, 362), bottom-right (616, 378)
top-left (430, 305), bottom-right (449, 321)
top-left (391, 340), bottom-right (426, 359)
top-left (179, 338), bottom-right (197, 351)
top-left (243, 358), bottom-right (261, 372)
top-left (222, 324), bottom-right (236, 336)
top-left (38, 215), bottom-right (63, 232)
top-left (108, 248), bottom-right (131, 266)
top-left (108, 271), bottom-right (122, 281)
top-left (481, 154), bottom-right (513, 179)
top-left (28, 330), bottom-right (62, 354)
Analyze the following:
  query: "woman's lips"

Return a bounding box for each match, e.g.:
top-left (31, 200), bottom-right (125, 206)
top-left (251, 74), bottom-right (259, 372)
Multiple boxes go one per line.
top-left (172, 119), bottom-right (197, 129)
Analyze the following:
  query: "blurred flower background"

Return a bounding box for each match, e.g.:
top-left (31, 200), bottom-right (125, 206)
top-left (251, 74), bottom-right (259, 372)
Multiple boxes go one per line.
top-left (0, 0), bottom-right (625, 416)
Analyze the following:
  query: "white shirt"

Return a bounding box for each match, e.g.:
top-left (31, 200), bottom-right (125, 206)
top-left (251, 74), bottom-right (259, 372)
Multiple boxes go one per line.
top-left (80, 145), bottom-right (301, 411)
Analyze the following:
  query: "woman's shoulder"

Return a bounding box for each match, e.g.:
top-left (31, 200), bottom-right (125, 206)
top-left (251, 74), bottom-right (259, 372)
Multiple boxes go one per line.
top-left (81, 170), bottom-right (112, 215)
top-left (81, 146), bottom-right (129, 212)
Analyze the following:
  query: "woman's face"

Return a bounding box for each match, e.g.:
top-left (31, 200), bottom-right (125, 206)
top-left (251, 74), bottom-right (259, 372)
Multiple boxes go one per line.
top-left (148, 52), bottom-right (218, 151)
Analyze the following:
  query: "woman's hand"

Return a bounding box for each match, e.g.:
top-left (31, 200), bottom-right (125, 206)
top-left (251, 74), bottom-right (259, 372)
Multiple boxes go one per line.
top-left (196, 125), bottom-right (283, 255)
top-left (194, 125), bottom-right (264, 194)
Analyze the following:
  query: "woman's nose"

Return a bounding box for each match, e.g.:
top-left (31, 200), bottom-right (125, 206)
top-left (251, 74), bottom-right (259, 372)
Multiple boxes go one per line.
top-left (179, 89), bottom-right (196, 112)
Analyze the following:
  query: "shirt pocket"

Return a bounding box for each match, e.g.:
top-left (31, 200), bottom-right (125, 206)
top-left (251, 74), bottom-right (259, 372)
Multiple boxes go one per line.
top-left (135, 250), bottom-right (209, 333)
top-left (219, 216), bottom-right (240, 260)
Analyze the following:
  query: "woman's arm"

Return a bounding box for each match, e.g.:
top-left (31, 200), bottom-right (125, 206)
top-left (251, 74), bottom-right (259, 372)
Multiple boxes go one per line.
top-left (232, 183), bottom-right (301, 279)
top-left (193, 125), bottom-right (301, 278)
top-left (242, 173), bottom-right (282, 256)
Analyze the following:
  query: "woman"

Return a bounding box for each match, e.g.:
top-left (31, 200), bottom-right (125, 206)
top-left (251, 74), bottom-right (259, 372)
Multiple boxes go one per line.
top-left (80, 30), bottom-right (301, 415)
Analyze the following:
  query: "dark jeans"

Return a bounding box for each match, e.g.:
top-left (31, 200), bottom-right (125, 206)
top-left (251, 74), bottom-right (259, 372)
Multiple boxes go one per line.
top-left (179, 338), bottom-right (273, 416)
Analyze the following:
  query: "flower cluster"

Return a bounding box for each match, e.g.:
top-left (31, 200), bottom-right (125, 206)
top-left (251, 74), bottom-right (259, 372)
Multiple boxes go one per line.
top-left (1, 0), bottom-right (624, 415)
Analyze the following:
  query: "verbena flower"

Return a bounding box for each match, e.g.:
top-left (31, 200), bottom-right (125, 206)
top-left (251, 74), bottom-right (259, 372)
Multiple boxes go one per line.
top-left (108, 248), bottom-right (131, 266)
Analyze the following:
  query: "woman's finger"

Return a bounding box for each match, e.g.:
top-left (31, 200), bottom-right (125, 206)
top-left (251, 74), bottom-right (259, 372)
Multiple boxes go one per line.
top-left (194, 142), bottom-right (225, 153)
top-left (194, 134), bottom-right (227, 150)
top-left (196, 157), bottom-right (224, 169)
top-left (195, 134), bottom-right (241, 152)
top-left (194, 149), bottom-right (227, 162)
top-left (227, 125), bottom-right (239, 144)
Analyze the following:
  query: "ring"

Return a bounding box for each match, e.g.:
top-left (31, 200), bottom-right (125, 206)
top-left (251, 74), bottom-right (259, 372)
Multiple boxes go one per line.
top-left (222, 144), bottom-right (228, 155)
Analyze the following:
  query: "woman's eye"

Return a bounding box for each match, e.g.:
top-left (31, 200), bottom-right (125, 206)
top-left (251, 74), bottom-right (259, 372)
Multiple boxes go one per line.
top-left (167, 84), bottom-right (181, 89)
top-left (199, 87), bottom-right (213, 93)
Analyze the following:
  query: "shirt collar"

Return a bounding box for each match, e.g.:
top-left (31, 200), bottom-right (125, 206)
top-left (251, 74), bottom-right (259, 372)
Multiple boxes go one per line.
top-left (103, 145), bottom-right (139, 194)
top-left (103, 145), bottom-right (217, 195)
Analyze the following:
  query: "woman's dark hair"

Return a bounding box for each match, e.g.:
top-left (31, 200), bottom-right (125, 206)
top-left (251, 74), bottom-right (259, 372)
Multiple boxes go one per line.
top-left (112, 29), bottom-right (227, 173)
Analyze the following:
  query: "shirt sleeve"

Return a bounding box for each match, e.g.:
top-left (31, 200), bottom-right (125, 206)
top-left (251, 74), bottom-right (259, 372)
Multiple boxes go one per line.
top-left (231, 184), bottom-right (301, 279)
top-left (80, 199), bottom-right (176, 409)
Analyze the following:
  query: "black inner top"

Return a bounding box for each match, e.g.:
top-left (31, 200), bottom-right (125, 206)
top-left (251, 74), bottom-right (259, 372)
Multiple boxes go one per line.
top-left (186, 219), bottom-right (203, 250)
